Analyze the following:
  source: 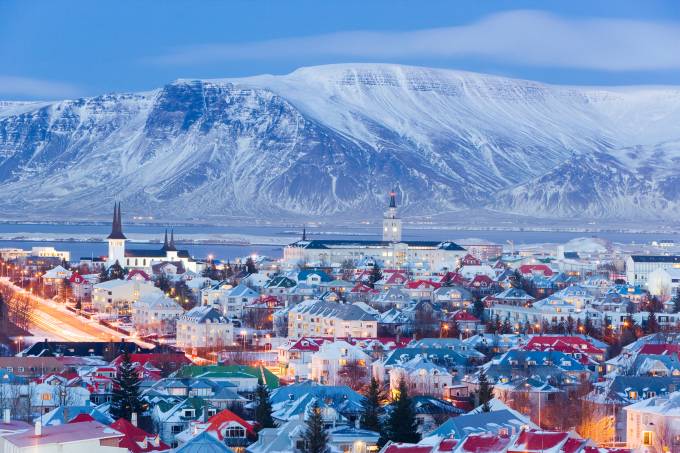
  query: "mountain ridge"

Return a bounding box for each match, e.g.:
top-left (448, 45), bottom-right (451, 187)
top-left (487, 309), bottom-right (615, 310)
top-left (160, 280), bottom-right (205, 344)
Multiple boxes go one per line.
top-left (0, 63), bottom-right (679, 221)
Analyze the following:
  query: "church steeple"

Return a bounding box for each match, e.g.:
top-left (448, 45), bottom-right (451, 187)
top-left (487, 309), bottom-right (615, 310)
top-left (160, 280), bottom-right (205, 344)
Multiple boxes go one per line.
top-left (302, 225), bottom-right (307, 241)
top-left (107, 202), bottom-right (126, 240)
top-left (161, 229), bottom-right (169, 251)
top-left (382, 189), bottom-right (402, 243)
top-left (168, 229), bottom-right (177, 251)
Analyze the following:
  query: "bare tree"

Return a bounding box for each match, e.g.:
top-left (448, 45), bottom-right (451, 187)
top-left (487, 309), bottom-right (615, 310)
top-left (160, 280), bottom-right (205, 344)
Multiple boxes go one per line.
top-left (338, 360), bottom-right (368, 391)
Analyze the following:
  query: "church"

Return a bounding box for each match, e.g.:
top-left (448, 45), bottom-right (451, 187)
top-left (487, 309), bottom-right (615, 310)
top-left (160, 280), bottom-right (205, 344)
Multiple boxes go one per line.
top-left (106, 203), bottom-right (201, 273)
top-left (283, 191), bottom-right (467, 270)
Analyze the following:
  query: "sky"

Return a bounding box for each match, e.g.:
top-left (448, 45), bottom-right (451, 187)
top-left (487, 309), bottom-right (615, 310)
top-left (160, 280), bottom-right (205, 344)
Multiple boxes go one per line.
top-left (1, 0), bottom-right (680, 100)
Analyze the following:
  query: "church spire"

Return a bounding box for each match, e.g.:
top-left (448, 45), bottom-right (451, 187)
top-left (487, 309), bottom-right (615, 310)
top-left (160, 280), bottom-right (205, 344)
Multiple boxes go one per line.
top-left (302, 225), bottom-right (307, 241)
top-left (168, 229), bottom-right (177, 251)
top-left (107, 202), bottom-right (126, 240)
top-left (162, 229), bottom-right (169, 251)
top-left (389, 189), bottom-right (397, 209)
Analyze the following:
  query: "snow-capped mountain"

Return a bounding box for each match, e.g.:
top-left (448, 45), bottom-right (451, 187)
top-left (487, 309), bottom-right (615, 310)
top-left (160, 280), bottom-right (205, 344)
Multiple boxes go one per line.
top-left (1, 63), bottom-right (680, 221)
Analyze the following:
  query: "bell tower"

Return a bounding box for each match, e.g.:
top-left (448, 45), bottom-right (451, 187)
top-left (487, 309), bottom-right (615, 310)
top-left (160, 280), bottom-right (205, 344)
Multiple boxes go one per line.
top-left (382, 190), bottom-right (402, 242)
top-left (107, 202), bottom-right (127, 266)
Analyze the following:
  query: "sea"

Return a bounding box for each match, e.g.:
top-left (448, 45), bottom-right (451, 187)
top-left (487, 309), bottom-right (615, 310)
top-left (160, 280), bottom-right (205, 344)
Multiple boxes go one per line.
top-left (0, 222), bottom-right (677, 262)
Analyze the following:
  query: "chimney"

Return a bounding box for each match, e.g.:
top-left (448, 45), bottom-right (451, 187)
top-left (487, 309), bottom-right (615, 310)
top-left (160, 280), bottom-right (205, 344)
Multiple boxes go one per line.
top-left (3, 408), bottom-right (9, 424)
top-left (131, 412), bottom-right (138, 427)
top-left (34, 421), bottom-right (42, 436)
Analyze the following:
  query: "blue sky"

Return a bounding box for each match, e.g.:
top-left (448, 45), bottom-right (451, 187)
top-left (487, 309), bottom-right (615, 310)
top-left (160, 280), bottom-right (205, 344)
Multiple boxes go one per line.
top-left (1, 0), bottom-right (679, 99)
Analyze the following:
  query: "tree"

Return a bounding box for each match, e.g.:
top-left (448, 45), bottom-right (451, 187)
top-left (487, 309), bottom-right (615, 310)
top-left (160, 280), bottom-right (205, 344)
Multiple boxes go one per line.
top-left (383, 378), bottom-right (420, 444)
top-left (368, 263), bottom-right (383, 289)
top-left (472, 298), bottom-right (485, 320)
top-left (361, 377), bottom-right (382, 432)
top-left (110, 349), bottom-right (144, 421)
top-left (245, 257), bottom-right (258, 274)
top-left (338, 360), bottom-right (368, 391)
top-left (254, 378), bottom-right (275, 431)
top-left (107, 261), bottom-right (127, 280)
top-left (156, 274), bottom-right (172, 293)
top-left (476, 369), bottom-right (494, 412)
top-left (340, 259), bottom-right (355, 281)
top-left (646, 310), bottom-right (660, 334)
top-left (302, 400), bottom-right (328, 453)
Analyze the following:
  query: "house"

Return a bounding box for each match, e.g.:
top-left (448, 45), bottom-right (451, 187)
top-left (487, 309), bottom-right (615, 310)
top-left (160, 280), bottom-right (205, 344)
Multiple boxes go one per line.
top-left (175, 364), bottom-right (279, 392)
top-left (202, 283), bottom-right (259, 319)
top-left (388, 356), bottom-right (455, 398)
top-left (310, 340), bottom-right (372, 386)
top-left (288, 300), bottom-right (378, 339)
top-left (69, 271), bottom-right (94, 301)
top-left (110, 417), bottom-right (170, 453)
top-left (433, 285), bottom-right (473, 310)
top-left (429, 408), bottom-right (535, 439)
top-left (42, 265), bottom-right (72, 285)
top-left (262, 276), bottom-right (297, 296)
top-left (248, 419), bottom-right (380, 453)
top-left (266, 382), bottom-right (364, 424)
top-left (372, 287), bottom-right (413, 309)
top-left (176, 307), bottom-right (235, 352)
top-left (152, 397), bottom-right (217, 447)
top-left (132, 293), bottom-right (184, 336)
top-left (625, 390), bottom-right (680, 451)
top-left (277, 337), bottom-right (327, 382)
top-left (0, 421), bottom-right (126, 453)
top-left (174, 431), bottom-right (234, 453)
top-left (175, 408), bottom-right (255, 449)
top-left (92, 278), bottom-right (162, 317)
top-left (404, 280), bottom-right (441, 301)
top-left (625, 255), bottom-right (680, 285)
top-left (483, 287), bottom-right (535, 307)
top-left (446, 310), bottom-right (482, 334)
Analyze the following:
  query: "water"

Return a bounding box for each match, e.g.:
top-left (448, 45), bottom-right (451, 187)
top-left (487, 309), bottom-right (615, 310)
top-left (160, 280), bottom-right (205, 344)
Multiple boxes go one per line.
top-left (0, 222), bottom-right (676, 262)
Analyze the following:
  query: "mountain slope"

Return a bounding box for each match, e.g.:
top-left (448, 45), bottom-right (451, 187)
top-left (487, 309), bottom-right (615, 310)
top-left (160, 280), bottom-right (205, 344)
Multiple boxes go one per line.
top-left (0, 64), bottom-right (680, 220)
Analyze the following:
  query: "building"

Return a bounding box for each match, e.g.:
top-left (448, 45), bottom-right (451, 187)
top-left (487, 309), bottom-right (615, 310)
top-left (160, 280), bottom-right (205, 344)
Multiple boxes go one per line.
top-left (132, 293), bottom-right (185, 335)
top-left (0, 421), bottom-right (126, 453)
top-left (176, 306), bottom-right (235, 351)
top-left (310, 340), bottom-right (372, 386)
top-left (105, 203), bottom-right (202, 273)
top-left (383, 190), bottom-right (402, 242)
top-left (92, 278), bottom-right (162, 316)
top-left (284, 192), bottom-right (466, 269)
top-left (625, 390), bottom-right (680, 451)
top-left (31, 246), bottom-right (70, 262)
top-left (288, 300), bottom-right (378, 338)
top-left (626, 255), bottom-right (680, 285)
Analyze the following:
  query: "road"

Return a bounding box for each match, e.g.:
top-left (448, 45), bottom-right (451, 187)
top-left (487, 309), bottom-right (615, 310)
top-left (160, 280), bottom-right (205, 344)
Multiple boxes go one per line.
top-left (0, 277), bottom-right (152, 347)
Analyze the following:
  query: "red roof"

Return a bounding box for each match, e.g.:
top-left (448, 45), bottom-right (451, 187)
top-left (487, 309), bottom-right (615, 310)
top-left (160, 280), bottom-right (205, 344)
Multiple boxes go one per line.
top-left (508, 430), bottom-right (568, 452)
top-left (451, 310), bottom-right (480, 322)
top-left (383, 270), bottom-right (409, 285)
top-left (111, 418), bottom-right (170, 453)
top-left (518, 264), bottom-right (554, 277)
top-left (110, 352), bottom-right (190, 369)
top-left (469, 275), bottom-right (494, 287)
top-left (405, 280), bottom-right (441, 290)
top-left (525, 336), bottom-right (605, 356)
top-left (459, 434), bottom-right (511, 452)
top-left (562, 438), bottom-right (586, 453)
top-left (439, 272), bottom-right (469, 286)
top-left (287, 337), bottom-right (327, 352)
top-left (351, 282), bottom-right (378, 294)
top-left (68, 413), bottom-right (95, 424)
top-left (206, 409), bottom-right (256, 439)
top-left (69, 271), bottom-right (86, 284)
top-left (461, 254), bottom-right (482, 266)
top-left (383, 444), bottom-right (433, 453)
top-left (639, 343), bottom-right (680, 356)
top-left (126, 269), bottom-right (151, 281)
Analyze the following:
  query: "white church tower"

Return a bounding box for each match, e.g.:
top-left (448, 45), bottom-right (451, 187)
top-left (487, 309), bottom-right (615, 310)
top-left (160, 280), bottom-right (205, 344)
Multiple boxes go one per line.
top-left (107, 202), bottom-right (127, 266)
top-left (382, 190), bottom-right (402, 242)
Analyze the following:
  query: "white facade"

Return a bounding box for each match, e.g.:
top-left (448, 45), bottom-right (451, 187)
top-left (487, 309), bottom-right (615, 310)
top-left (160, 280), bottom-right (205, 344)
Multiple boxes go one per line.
top-left (382, 191), bottom-right (402, 242)
top-left (626, 255), bottom-right (680, 285)
top-left (647, 267), bottom-right (680, 297)
top-left (287, 300), bottom-right (378, 339)
top-left (310, 340), bottom-right (372, 385)
top-left (387, 357), bottom-right (454, 398)
top-left (132, 293), bottom-right (184, 335)
top-left (625, 391), bottom-right (680, 451)
top-left (176, 306), bottom-right (234, 350)
top-left (31, 246), bottom-right (70, 262)
top-left (92, 279), bottom-right (161, 316)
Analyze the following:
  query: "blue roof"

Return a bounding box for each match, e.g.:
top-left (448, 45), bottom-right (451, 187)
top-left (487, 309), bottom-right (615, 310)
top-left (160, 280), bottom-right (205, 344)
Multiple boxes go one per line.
top-left (297, 269), bottom-right (332, 282)
top-left (496, 350), bottom-right (585, 372)
top-left (38, 405), bottom-right (113, 426)
top-left (269, 382), bottom-right (364, 413)
top-left (383, 347), bottom-right (469, 366)
top-left (175, 432), bottom-right (234, 453)
top-left (428, 409), bottom-right (528, 438)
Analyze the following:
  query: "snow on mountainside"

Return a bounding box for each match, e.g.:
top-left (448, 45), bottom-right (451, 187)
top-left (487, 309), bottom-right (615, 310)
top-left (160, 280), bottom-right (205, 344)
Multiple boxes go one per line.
top-left (0, 63), bottom-right (680, 221)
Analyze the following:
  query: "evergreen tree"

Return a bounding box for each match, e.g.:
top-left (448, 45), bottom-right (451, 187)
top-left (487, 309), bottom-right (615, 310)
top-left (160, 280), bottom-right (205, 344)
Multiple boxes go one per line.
top-left (361, 377), bottom-right (382, 432)
top-left (302, 400), bottom-right (328, 453)
top-left (477, 369), bottom-right (494, 412)
top-left (501, 317), bottom-right (513, 334)
top-left (110, 349), bottom-right (144, 421)
top-left (99, 265), bottom-right (110, 283)
top-left (646, 310), bottom-right (660, 334)
top-left (383, 378), bottom-right (419, 444)
top-left (245, 257), bottom-right (258, 274)
top-left (254, 378), bottom-right (275, 431)
top-left (74, 298), bottom-right (82, 311)
top-left (368, 264), bottom-right (383, 289)
top-left (472, 298), bottom-right (485, 320)
top-left (620, 314), bottom-right (638, 347)
top-left (108, 260), bottom-right (127, 280)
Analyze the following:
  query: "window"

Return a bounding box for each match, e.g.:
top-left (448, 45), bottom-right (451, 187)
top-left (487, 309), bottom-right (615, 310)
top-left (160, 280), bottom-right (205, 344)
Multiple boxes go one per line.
top-left (643, 430), bottom-right (653, 446)
top-left (171, 425), bottom-right (183, 434)
top-left (226, 426), bottom-right (245, 438)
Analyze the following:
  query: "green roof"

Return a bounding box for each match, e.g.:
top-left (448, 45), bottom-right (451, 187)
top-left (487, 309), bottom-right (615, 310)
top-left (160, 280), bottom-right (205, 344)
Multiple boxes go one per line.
top-left (177, 365), bottom-right (279, 389)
